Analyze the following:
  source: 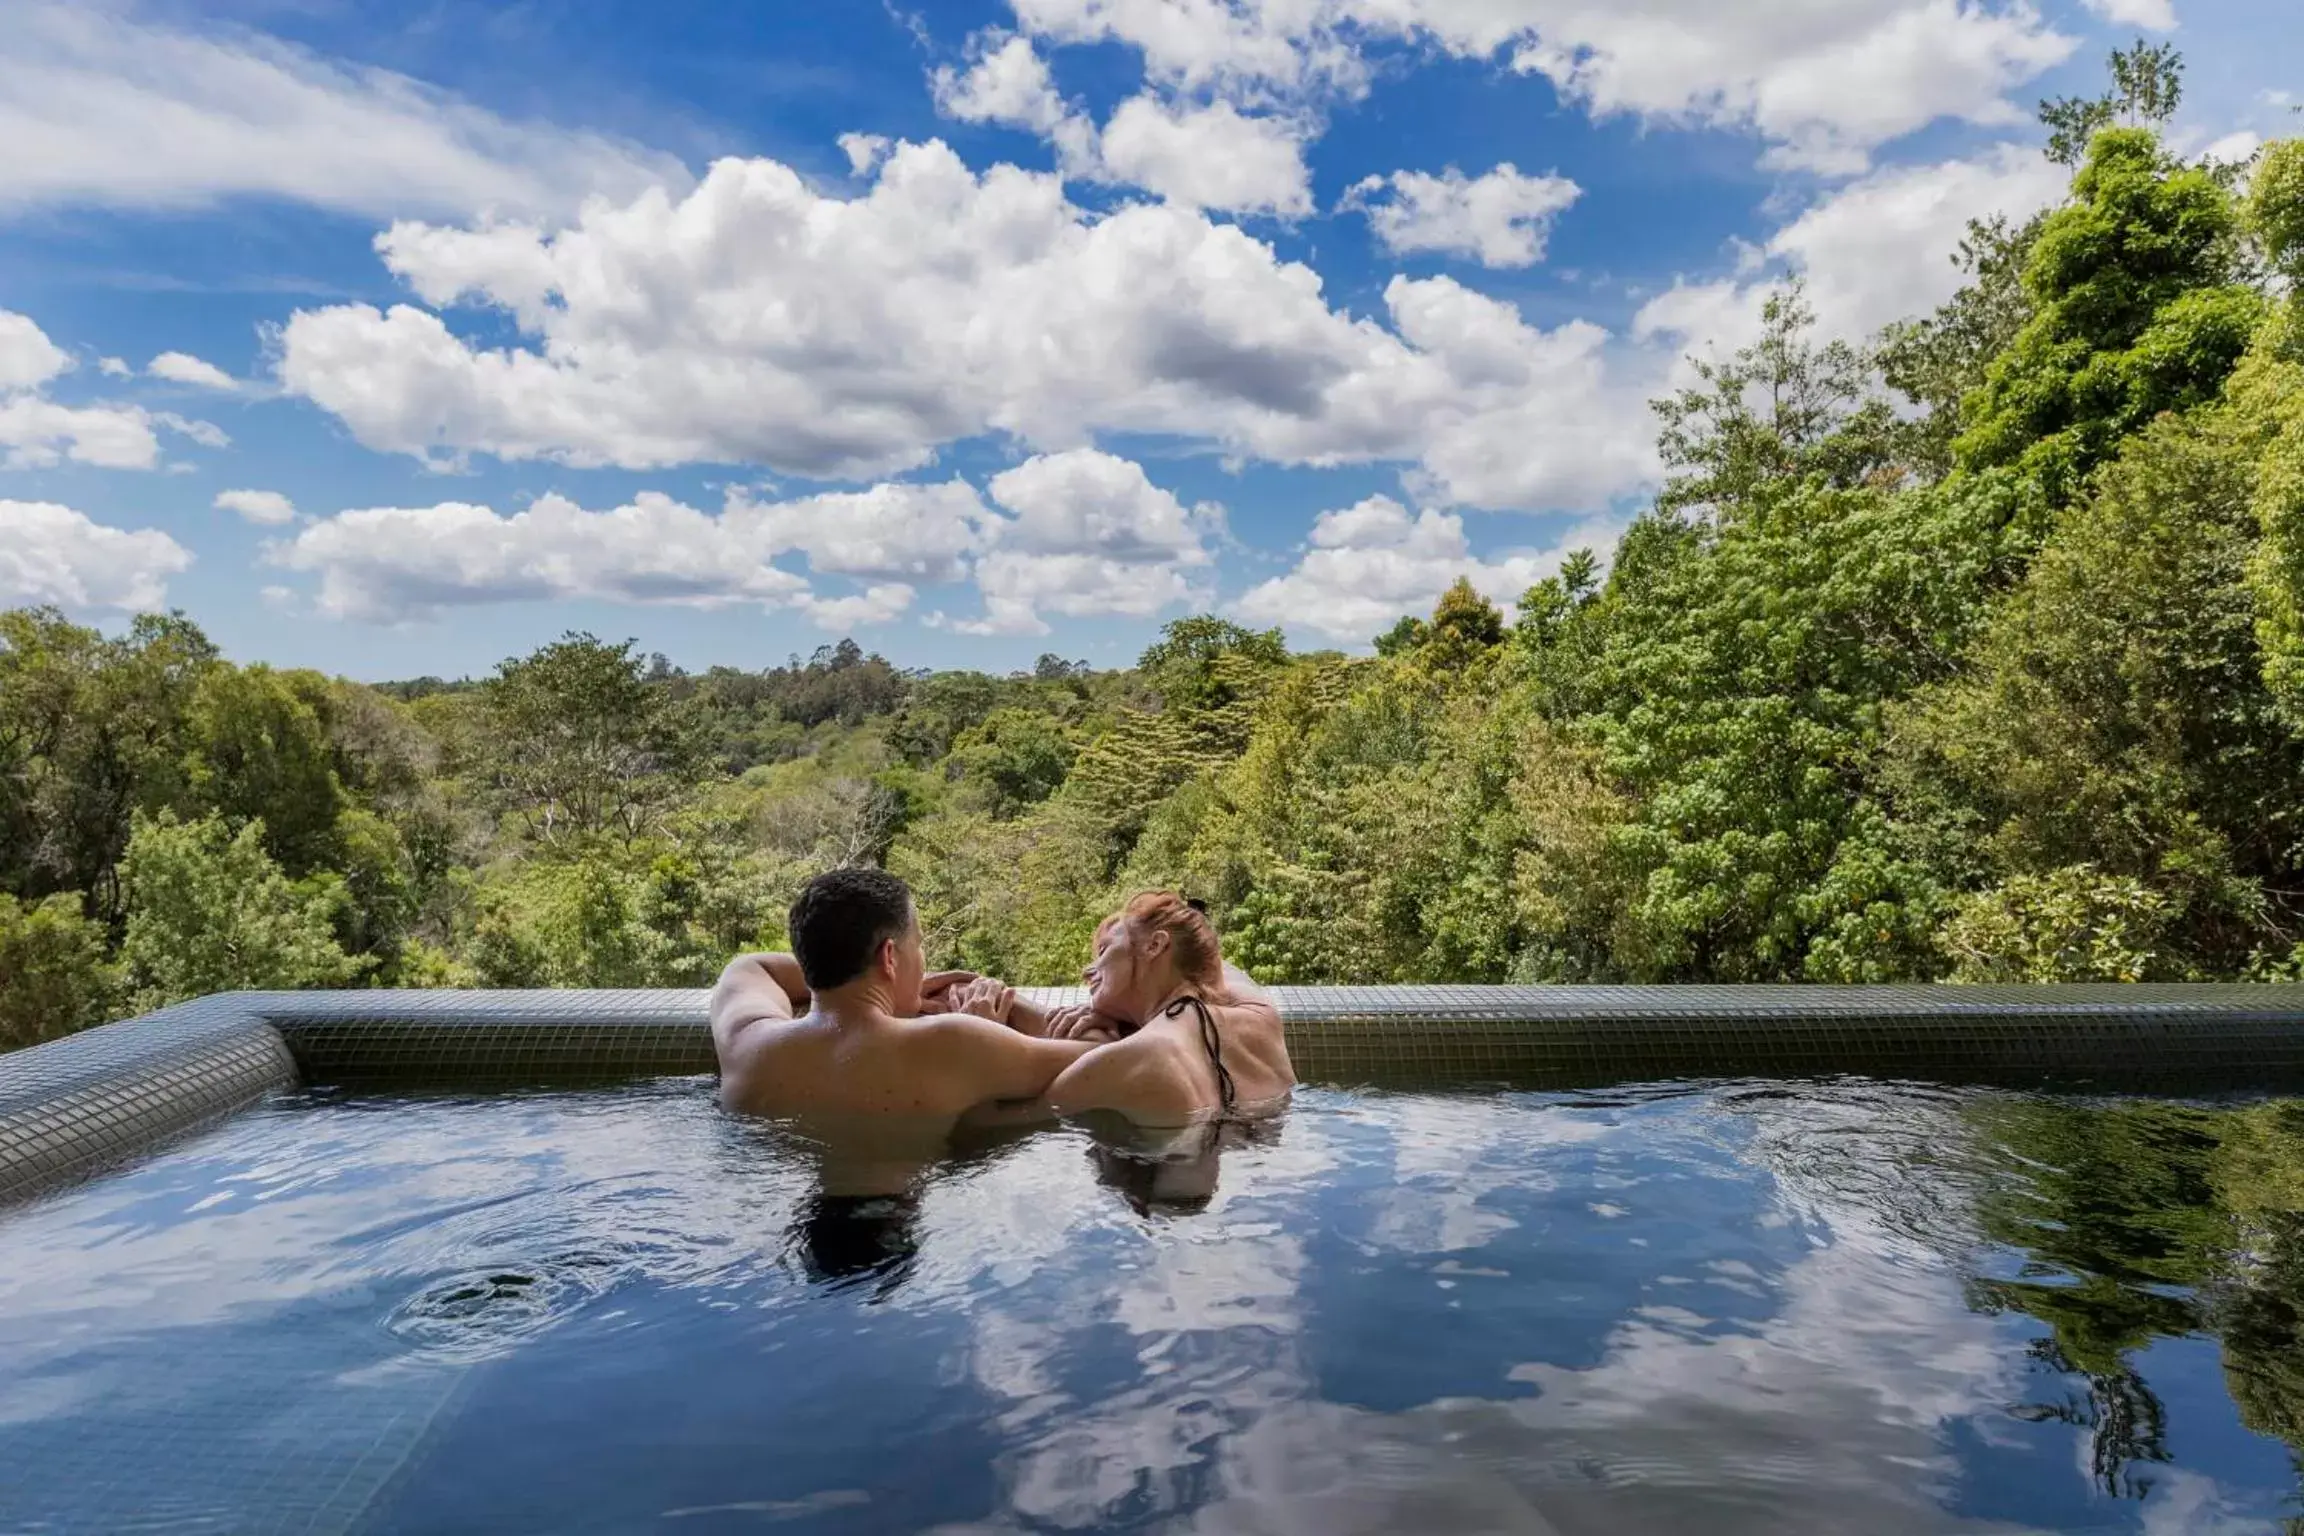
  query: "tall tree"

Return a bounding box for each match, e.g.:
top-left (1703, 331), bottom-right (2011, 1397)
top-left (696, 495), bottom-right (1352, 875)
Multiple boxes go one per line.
top-left (1137, 616), bottom-right (1289, 712)
top-left (1956, 127), bottom-right (2261, 505)
top-left (182, 664), bottom-right (348, 875)
top-left (2040, 39), bottom-right (2184, 167)
top-left (0, 608), bottom-right (216, 922)
top-left (1893, 408), bottom-right (2304, 978)
top-left (117, 811), bottom-right (364, 1010)
top-left (480, 633), bottom-right (703, 843)
top-left (1652, 282), bottom-right (1899, 522)
top-left (1878, 213), bottom-right (2045, 480)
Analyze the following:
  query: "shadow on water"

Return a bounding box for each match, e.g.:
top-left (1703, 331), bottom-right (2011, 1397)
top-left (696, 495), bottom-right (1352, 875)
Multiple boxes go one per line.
top-left (760, 1111), bottom-right (1066, 1300)
top-left (1081, 1108), bottom-right (1288, 1219)
top-left (766, 1100), bottom-right (1293, 1298)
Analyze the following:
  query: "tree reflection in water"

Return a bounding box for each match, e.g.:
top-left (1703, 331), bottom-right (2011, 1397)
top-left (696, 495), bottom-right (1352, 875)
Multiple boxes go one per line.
top-left (1966, 1095), bottom-right (2304, 1505)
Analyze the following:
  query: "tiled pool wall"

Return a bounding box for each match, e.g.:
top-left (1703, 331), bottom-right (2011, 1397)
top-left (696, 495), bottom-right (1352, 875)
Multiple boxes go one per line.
top-left (10, 983), bottom-right (2304, 1206)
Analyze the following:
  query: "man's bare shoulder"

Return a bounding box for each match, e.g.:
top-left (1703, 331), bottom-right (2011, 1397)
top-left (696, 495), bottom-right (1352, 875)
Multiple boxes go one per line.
top-left (905, 1009), bottom-right (1069, 1059)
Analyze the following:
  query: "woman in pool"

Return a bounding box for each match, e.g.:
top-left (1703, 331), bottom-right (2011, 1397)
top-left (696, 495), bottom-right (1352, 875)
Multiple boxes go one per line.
top-left (1034, 892), bottom-right (1295, 1127)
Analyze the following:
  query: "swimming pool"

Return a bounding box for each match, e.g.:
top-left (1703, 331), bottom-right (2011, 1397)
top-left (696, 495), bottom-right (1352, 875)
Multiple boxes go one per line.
top-left (3, 1075), bottom-right (2300, 1534)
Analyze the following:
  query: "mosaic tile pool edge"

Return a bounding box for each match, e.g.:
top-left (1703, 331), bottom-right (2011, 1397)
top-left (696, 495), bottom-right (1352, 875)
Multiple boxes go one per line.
top-left (11, 983), bottom-right (2304, 1206)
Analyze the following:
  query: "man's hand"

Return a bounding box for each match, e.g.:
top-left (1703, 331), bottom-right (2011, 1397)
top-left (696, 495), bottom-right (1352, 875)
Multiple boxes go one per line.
top-left (918, 969), bottom-right (979, 1013)
top-left (946, 976), bottom-right (1017, 1024)
top-left (1043, 1005), bottom-right (1127, 1044)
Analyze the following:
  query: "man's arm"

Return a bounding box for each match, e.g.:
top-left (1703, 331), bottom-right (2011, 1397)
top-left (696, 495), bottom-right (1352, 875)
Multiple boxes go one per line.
top-left (922, 1013), bottom-right (1100, 1102)
top-left (709, 953), bottom-right (809, 1050)
top-left (1004, 993), bottom-right (1071, 1037)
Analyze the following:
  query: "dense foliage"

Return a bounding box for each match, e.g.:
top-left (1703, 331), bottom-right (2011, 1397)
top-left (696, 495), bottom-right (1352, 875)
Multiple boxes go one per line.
top-left (8, 84), bottom-right (2304, 1045)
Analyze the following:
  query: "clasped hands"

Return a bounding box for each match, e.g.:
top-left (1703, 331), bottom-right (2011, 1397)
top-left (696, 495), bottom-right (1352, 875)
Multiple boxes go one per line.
top-left (923, 971), bottom-right (1128, 1043)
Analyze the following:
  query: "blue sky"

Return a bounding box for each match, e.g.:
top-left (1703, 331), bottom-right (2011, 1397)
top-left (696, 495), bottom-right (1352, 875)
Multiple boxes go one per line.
top-left (0, 0), bottom-right (2295, 680)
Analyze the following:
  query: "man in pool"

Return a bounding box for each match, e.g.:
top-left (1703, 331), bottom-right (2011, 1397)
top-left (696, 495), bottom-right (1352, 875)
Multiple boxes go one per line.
top-left (711, 866), bottom-right (1098, 1120)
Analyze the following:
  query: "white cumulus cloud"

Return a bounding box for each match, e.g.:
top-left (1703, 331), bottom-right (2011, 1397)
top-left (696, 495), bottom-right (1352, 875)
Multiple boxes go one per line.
top-left (268, 452), bottom-right (1212, 635)
top-left (0, 499), bottom-right (192, 610)
top-left (214, 488), bottom-right (297, 525)
top-left (0, 312), bottom-right (220, 470)
top-left (838, 133), bottom-right (893, 176)
top-left (1001, 0), bottom-right (2076, 175)
top-left (953, 448), bottom-right (1217, 635)
top-left (271, 492), bottom-right (812, 623)
top-left (276, 143), bottom-right (1657, 513)
top-left (963, 550), bottom-right (1201, 635)
top-left (2082, 0), bottom-right (2176, 29)
top-left (1635, 143), bottom-right (2068, 369)
top-left (930, 35), bottom-right (1307, 213)
top-left (0, 0), bottom-right (687, 221)
top-left (1343, 163), bottom-right (1581, 267)
top-left (1007, 0), bottom-right (1367, 104)
top-left (0, 396), bottom-right (160, 470)
top-left (1235, 492), bottom-right (1610, 644)
top-left (934, 33), bottom-right (1077, 137)
top-left (732, 479), bottom-right (993, 584)
top-left (0, 310), bottom-right (70, 391)
top-left (796, 583), bottom-right (917, 629)
top-left (1095, 95), bottom-right (1312, 215)
top-left (988, 446), bottom-right (1216, 561)
top-left (148, 351), bottom-right (239, 391)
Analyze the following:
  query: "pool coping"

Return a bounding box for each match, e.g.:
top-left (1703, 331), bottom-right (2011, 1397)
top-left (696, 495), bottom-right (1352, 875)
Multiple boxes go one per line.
top-left (10, 982), bottom-right (2304, 1205)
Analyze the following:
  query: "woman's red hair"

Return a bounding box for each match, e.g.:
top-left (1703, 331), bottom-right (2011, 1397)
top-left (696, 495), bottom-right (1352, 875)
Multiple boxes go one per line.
top-left (1097, 891), bottom-right (1232, 1003)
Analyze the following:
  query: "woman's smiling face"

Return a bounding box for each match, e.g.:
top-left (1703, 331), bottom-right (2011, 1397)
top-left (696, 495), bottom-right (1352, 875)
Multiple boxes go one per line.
top-left (1084, 921), bottom-right (1129, 1018)
top-left (1085, 917), bottom-right (1168, 1022)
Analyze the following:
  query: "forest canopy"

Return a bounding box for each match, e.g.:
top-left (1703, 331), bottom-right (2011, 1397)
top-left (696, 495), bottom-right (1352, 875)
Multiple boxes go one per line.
top-left (8, 55), bottom-right (2304, 1048)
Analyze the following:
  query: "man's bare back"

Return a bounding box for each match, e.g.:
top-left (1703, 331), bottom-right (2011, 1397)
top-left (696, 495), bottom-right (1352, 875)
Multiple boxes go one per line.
top-left (714, 971), bottom-right (1091, 1121)
top-left (710, 870), bottom-right (1094, 1128)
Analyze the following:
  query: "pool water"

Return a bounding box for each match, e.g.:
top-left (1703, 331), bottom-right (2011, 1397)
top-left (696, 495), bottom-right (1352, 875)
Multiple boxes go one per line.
top-left (2, 1079), bottom-right (2302, 1535)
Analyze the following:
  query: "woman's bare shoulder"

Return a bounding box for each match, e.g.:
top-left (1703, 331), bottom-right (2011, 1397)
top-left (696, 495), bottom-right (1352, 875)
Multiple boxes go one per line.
top-left (1047, 1033), bottom-right (1200, 1121)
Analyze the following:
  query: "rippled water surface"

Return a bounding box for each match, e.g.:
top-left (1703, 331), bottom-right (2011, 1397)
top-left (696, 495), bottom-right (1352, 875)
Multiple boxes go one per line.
top-left (4, 1079), bottom-right (2304, 1534)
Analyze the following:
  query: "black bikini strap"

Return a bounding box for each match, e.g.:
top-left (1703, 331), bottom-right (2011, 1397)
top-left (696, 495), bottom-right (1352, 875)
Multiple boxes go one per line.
top-left (1164, 994), bottom-right (1236, 1113)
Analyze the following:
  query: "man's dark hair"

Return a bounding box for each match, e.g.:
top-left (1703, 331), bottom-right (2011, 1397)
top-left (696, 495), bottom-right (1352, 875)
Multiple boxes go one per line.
top-left (789, 867), bottom-right (915, 991)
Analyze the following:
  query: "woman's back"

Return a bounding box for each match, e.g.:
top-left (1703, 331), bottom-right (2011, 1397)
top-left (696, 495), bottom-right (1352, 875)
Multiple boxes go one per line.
top-left (1047, 993), bottom-right (1294, 1127)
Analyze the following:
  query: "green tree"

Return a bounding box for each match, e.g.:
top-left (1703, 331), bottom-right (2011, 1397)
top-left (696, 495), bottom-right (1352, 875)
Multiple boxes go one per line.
top-left (1892, 409), bottom-right (2304, 976)
top-left (1574, 478), bottom-right (2013, 980)
top-left (467, 854), bottom-right (670, 988)
top-left (1137, 616), bottom-right (1288, 712)
top-left (1423, 577), bottom-right (1506, 670)
top-left (888, 671), bottom-right (1006, 766)
top-left (118, 811), bottom-right (364, 1010)
top-left (0, 893), bottom-right (121, 1049)
top-left (951, 707), bottom-right (1077, 818)
top-left (1878, 213), bottom-right (2045, 480)
top-left (1956, 127), bottom-right (2261, 505)
top-left (2237, 152), bottom-right (2304, 726)
top-left (1372, 614), bottom-right (1427, 656)
top-left (182, 664), bottom-right (348, 875)
top-left (0, 608), bottom-right (215, 921)
top-left (1939, 865), bottom-right (2174, 982)
top-left (1652, 282), bottom-right (1899, 521)
top-left (2039, 39), bottom-right (2184, 168)
top-left (2250, 139), bottom-right (2304, 286)
top-left (481, 633), bottom-right (703, 843)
